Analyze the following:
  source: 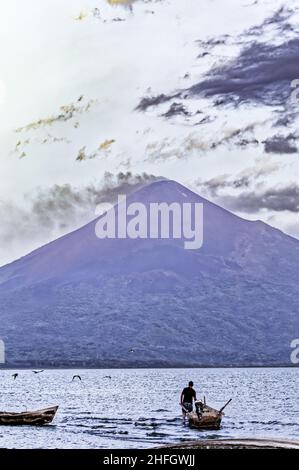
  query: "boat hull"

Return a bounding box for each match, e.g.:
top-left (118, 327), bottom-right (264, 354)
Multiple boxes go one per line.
top-left (188, 414), bottom-right (222, 430)
top-left (0, 406), bottom-right (58, 426)
top-left (188, 405), bottom-right (223, 430)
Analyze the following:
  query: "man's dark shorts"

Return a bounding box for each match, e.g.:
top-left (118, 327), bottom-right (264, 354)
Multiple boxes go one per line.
top-left (183, 402), bottom-right (193, 412)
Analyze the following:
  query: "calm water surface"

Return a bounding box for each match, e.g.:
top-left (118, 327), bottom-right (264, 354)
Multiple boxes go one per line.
top-left (0, 368), bottom-right (298, 448)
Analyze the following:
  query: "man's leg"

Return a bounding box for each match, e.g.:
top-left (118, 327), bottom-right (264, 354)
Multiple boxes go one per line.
top-left (182, 402), bottom-right (191, 422)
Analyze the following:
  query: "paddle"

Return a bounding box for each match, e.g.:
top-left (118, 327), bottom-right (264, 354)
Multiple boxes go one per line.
top-left (219, 398), bottom-right (232, 414)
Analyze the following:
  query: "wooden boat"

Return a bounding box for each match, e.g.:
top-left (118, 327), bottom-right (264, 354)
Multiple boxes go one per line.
top-left (184, 399), bottom-right (232, 430)
top-left (0, 406), bottom-right (58, 426)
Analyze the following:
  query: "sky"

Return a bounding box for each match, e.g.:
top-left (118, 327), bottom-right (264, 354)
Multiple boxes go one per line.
top-left (1, 0), bottom-right (299, 266)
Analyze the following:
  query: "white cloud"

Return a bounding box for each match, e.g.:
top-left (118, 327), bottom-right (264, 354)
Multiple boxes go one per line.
top-left (0, 0), bottom-right (299, 264)
top-left (0, 80), bottom-right (6, 104)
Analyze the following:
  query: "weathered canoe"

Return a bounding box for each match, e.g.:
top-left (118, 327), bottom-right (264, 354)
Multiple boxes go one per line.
top-left (188, 404), bottom-right (223, 430)
top-left (0, 406), bottom-right (58, 426)
top-left (186, 399), bottom-right (232, 430)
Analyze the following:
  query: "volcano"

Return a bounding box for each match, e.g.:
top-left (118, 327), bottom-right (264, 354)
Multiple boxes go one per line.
top-left (0, 180), bottom-right (298, 367)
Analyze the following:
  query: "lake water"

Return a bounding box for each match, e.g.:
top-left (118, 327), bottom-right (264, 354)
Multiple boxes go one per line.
top-left (0, 368), bottom-right (298, 448)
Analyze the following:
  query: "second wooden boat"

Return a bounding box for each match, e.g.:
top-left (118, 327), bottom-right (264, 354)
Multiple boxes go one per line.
top-left (0, 406), bottom-right (58, 426)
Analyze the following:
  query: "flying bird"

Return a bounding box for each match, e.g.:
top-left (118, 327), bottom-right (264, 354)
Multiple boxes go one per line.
top-left (32, 370), bottom-right (44, 374)
top-left (12, 373), bottom-right (18, 380)
top-left (72, 375), bottom-right (82, 381)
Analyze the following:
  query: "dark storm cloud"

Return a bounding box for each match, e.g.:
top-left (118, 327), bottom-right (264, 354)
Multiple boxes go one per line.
top-left (263, 134), bottom-right (298, 154)
top-left (135, 7), bottom-right (298, 119)
top-left (189, 38), bottom-right (299, 107)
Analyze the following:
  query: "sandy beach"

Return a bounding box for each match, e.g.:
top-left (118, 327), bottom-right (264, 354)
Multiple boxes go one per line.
top-left (161, 438), bottom-right (299, 449)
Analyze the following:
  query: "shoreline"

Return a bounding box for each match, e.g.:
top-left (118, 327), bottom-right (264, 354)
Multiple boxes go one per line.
top-left (160, 438), bottom-right (299, 449)
top-left (0, 365), bottom-right (297, 370)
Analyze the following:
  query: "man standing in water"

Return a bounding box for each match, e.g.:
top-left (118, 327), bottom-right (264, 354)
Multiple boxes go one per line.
top-left (180, 381), bottom-right (197, 421)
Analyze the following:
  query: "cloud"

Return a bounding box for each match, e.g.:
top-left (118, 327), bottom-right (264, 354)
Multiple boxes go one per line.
top-left (13, 96), bottom-right (97, 159)
top-left (145, 133), bottom-right (214, 161)
top-left (145, 120), bottom-right (266, 162)
top-left (189, 37), bottom-right (299, 107)
top-left (196, 161), bottom-right (299, 215)
top-left (136, 93), bottom-right (177, 111)
top-left (135, 7), bottom-right (297, 115)
top-left (161, 102), bottom-right (190, 118)
top-left (0, 172), bottom-right (161, 267)
top-left (75, 139), bottom-right (116, 161)
top-left (263, 134), bottom-right (298, 154)
top-left (196, 159), bottom-right (280, 197)
top-left (197, 167), bottom-right (299, 214)
top-left (107, 0), bottom-right (136, 5)
top-left (245, 6), bottom-right (294, 37)
top-left (218, 184), bottom-right (299, 214)
top-left (15, 96), bottom-right (94, 133)
top-left (210, 122), bottom-right (261, 149)
top-left (0, 79), bottom-right (6, 104)
top-left (195, 158), bottom-right (299, 215)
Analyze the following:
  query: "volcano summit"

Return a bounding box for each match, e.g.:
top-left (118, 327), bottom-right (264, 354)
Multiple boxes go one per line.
top-left (0, 180), bottom-right (298, 367)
